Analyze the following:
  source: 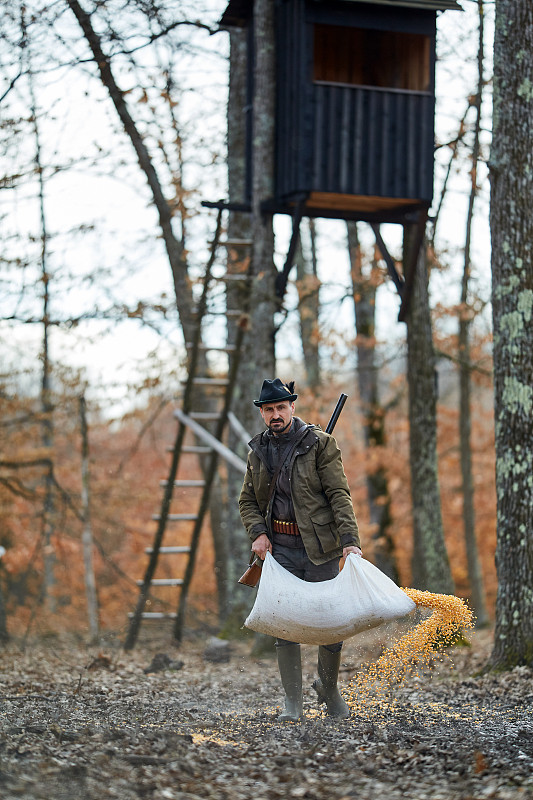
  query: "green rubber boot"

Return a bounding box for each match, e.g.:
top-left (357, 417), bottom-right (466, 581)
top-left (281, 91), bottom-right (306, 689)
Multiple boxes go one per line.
top-left (313, 646), bottom-right (350, 718)
top-left (276, 644), bottom-right (303, 722)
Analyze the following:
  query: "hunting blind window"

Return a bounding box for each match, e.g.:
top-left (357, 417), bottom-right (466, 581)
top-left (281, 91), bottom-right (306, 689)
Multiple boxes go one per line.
top-left (313, 24), bottom-right (431, 93)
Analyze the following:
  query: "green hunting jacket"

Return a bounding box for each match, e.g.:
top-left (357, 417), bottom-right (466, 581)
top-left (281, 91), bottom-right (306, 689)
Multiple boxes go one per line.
top-left (238, 421), bottom-right (360, 565)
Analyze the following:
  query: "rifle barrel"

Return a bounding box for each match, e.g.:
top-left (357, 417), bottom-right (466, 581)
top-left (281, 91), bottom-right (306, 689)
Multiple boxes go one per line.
top-left (325, 393), bottom-right (348, 434)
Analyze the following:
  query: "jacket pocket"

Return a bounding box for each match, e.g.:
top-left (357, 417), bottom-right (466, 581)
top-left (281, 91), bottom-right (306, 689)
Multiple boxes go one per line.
top-left (310, 507), bottom-right (338, 553)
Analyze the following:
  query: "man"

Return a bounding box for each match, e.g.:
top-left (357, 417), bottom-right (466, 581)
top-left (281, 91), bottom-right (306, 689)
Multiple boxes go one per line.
top-left (239, 378), bottom-right (362, 721)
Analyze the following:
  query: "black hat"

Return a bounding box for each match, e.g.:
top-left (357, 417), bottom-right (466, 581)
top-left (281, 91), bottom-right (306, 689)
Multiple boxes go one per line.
top-left (254, 379), bottom-right (298, 407)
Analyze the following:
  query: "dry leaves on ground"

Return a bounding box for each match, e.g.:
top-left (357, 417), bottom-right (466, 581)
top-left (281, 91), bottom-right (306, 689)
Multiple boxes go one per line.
top-left (0, 625), bottom-right (532, 800)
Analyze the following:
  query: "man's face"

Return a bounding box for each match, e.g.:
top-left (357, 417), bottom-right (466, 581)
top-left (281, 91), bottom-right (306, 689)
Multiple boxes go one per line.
top-left (260, 400), bottom-right (295, 435)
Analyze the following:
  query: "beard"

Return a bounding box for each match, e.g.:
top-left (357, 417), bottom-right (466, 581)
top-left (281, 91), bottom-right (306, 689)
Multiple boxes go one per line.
top-left (268, 417), bottom-right (292, 434)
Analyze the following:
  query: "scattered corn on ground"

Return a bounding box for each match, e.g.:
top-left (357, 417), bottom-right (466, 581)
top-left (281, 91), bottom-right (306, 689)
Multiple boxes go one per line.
top-left (347, 588), bottom-right (474, 713)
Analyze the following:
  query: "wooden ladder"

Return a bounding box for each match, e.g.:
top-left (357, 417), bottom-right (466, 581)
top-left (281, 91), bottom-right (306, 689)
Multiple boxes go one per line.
top-left (124, 219), bottom-right (252, 649)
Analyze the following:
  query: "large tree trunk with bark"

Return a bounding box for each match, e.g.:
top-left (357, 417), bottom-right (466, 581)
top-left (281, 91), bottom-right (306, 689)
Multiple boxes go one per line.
top-left (347, 222), bottom-right (398, 582)
top-left (237, 0), bottom-right (278, 655)
top-left (236, 0), bottom-right (277, 437)
top-left (458, 0), bottom-right (488, 628)
top-left (219, 3), bottom-right (278, 642)
top-left (405, 230), bottom-right (454, 594)
top-left (489, 0), bottom-right (533, 669)
top-left (217, 25), bottom-right (256, 629)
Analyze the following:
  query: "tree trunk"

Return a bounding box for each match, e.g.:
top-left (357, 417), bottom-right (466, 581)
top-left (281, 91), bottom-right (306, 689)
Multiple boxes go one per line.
top-left (347, 222), bottom-right (398, 582)
top-left (489, 0), bottom-right (533, 669)
top-left (405, 229), bottom-right (454, 594)
top-left (0, 543), bottom-right (8, 642)
top-left (0, 577), bottom-right (8, 643)
top-left (29, 61), bottom-right (56, 612)
top-left (217, 25), bottom-right (256, 629)
top-left (217, 6), bottom-right (278, 643)
top-left (79, 396), bottom-right (100, 644)
top-left (41, 250), bottom-right (56, 614)
top-left (296, 220), bottom-right (320, 389)
top-left (236, 0), bottom-right (277, 439)
top-left (458, 0), bottom-right (489, 628)
top-left (238, 0), bottom-right (278, 655)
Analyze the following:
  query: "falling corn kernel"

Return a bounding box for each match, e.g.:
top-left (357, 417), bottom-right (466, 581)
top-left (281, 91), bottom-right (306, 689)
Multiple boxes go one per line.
top-left (347, 588), bottom-right (474, 713)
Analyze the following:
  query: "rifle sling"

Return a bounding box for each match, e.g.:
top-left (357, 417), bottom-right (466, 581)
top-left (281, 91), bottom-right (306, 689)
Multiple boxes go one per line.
top-left (266, 424), bottom-right (310, 508)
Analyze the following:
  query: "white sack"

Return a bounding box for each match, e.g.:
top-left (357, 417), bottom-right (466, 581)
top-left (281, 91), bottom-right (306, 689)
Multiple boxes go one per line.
top-left (244, 552), bottom-right (416, 645)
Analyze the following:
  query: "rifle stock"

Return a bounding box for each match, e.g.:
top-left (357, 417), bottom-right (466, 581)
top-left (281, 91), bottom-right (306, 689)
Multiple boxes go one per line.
top-left (238, 556), bottom-right (262, 587)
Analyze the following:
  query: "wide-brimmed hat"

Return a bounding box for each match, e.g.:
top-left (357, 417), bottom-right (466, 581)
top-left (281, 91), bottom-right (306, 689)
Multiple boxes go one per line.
top-left (253, 378), bottom-right (298, 407)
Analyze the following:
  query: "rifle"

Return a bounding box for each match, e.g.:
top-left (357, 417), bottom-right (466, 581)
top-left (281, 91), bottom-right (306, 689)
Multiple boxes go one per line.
top-left (238, 393), bottom-right (348, 587)
top-left (237, 553), bottom-right (263, 587)
top-left (325, 393), bottom-right (348, 434)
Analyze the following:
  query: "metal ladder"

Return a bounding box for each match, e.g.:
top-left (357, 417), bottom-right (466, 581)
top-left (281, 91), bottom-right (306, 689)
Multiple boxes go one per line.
top-left (124, 217), bottom-right (252, 650)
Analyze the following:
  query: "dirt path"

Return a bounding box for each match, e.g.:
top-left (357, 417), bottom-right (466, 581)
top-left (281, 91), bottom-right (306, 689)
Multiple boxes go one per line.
top-left (0, 627), bottom-right (532, 800)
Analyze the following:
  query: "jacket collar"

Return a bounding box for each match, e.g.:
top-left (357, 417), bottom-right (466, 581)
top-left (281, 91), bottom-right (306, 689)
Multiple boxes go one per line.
top-left (248, 417), bottom-right (319, 468)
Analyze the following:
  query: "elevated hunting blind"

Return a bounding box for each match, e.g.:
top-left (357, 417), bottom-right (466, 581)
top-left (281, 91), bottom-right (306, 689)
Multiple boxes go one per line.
top-left (220, 0), bottom-right (461, 225)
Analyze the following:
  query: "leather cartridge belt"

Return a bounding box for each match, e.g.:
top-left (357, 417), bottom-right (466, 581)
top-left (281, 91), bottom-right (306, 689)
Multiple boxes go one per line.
top-left (272, 519), bottom-right (300, 535)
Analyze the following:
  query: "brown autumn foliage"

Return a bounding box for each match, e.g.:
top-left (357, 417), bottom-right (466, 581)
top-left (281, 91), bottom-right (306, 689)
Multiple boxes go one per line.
top-left (0, 334), bottom-right (496, 640)
top-left (0, 394), bottom-right (216, 640)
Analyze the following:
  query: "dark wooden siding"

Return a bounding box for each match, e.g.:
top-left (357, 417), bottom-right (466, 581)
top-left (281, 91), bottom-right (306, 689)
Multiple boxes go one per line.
top-left (275, 0), bottom-right (314, 199)
top-left (274, 0), bottom-right (437, 211)
top-left (311, 85), bottom-right (434, 201)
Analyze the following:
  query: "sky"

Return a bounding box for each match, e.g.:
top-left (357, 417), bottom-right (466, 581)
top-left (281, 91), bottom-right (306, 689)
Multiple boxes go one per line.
top-left (0, 0), bottom-right (494, 416)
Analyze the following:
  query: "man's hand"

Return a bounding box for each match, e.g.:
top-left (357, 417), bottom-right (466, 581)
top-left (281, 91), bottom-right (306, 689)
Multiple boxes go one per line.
top-left (343, 545), bottom-right (362, 559)
top-left (252, 533), bottom-right (271, 560)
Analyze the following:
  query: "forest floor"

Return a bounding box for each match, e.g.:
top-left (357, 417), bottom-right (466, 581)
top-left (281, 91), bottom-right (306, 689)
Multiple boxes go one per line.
top-left (0, 622), bottom-right (532, 800)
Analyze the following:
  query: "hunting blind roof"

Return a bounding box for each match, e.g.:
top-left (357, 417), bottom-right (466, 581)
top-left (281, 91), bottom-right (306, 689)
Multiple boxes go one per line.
top-left (220, 0), bottom-right (463, 27)
top-left (339, 0), bottom-right (462, 9)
